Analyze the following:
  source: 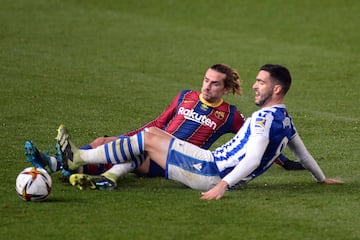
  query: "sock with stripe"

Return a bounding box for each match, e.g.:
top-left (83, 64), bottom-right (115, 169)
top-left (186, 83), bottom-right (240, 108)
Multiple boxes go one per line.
top-left (80, 131), bottom-right (145, 165)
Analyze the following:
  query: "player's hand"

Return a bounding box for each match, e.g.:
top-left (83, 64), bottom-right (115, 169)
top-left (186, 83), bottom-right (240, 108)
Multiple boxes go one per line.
top-left (321, 178), bottom-right (344, 184)
top-left (200, 181), bottom-right (228, 200)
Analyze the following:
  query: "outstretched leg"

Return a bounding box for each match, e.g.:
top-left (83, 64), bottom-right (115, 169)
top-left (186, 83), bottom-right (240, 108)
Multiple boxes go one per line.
top-left (56, 125), bottom-right (171, 172)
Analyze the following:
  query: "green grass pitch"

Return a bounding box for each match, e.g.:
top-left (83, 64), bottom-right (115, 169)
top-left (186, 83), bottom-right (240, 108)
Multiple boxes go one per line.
top-left (1, 0), bottom-right (359, 239)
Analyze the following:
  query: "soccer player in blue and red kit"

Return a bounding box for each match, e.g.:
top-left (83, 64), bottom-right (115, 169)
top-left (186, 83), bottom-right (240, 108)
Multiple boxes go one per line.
top-left (25, 64), bottom-right (302, 190)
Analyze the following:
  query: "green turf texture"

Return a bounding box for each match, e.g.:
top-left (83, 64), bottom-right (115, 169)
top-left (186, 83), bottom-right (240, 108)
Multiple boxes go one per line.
top-left (1, 0), bottom-right (359, 239)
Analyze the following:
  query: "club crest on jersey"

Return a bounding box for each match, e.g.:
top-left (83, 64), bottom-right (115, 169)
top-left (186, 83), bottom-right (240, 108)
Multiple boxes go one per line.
top-left (215, 111), bottom-right (225, 120)
top-left (255, 117), bottom-right (266, 128)
top-left (283, 117), bottom-right (291, 128)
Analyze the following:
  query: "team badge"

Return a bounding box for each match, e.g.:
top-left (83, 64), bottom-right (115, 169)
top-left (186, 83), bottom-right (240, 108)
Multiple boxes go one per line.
top-left (215, 111), bottom-right (225, 120)
top-left (283, 117), bottom-right (291, 128)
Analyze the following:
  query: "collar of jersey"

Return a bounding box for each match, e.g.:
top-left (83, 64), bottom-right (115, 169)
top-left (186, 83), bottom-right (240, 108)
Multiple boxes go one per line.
top-left (199, 93), bottom-right (224, 108)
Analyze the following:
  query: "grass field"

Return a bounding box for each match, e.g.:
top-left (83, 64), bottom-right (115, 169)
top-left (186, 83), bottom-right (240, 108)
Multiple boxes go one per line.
top-left (1, 0), bottom-right (360, 239)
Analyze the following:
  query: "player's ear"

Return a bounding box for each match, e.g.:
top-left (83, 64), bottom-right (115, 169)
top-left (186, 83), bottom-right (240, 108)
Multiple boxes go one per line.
top-left (273, 84), bottom-right (282, 95)
top-left (223, 87), bottom-right (230, 95)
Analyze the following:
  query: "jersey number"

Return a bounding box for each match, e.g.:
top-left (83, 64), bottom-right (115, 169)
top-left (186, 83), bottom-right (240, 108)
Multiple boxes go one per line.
top-left (265, 137), bottom-right (289, 169)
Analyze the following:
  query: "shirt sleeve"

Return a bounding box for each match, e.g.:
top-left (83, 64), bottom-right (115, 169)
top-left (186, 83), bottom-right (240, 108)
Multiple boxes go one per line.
top-left (222, 135), bottom-right (269, 187)
top-left (231, 108), bottom-right (245, 133)
top-left (124, 91), bottom-right (182, 136)
top-left (287, 134), bottom-right (326, 182)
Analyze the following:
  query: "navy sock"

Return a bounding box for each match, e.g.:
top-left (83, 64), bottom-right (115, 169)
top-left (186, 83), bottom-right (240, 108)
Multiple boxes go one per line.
top-left (278, 154), bottom-right (289, 164)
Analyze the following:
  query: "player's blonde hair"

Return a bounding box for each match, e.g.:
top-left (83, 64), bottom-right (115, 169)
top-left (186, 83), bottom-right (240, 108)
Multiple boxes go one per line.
top-left (210, 64), bottom-right (242, 96)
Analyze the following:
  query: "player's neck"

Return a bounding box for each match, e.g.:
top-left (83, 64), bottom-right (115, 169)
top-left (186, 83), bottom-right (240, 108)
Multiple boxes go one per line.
top-left (199, 94), bottom-right (223, 107)
top-left (261, 99), bottom-right (284, 108)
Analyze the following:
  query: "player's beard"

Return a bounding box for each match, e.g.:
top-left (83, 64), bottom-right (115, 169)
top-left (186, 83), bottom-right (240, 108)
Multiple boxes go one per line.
top-left (202, 91), bottom-right (220, 104)
top-left (255, 90), bottom-right (273, 107)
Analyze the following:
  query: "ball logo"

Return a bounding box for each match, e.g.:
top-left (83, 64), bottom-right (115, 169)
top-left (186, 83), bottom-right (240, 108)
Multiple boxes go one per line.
top-left (23, 168), bottom-right (42, 180)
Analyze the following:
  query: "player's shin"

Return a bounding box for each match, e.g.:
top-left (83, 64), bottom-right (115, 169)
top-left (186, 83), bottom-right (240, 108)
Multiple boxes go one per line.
top-left (80, 131), bottom-right (145, 165)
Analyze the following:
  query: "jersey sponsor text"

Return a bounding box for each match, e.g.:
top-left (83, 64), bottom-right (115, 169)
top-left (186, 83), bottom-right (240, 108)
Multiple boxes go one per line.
top-left (178, 107), bottom-right (217, 130)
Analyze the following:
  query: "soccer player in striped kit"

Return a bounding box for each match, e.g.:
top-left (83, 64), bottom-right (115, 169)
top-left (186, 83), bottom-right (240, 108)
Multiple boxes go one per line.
top-left (26, 63), bottom-right (302, 190)
top-left (59, 64), bottom-right (341, 198)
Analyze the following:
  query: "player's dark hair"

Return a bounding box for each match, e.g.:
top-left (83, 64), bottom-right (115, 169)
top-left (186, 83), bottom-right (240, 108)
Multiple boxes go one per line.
top-left (260, 64), bottom-right (292, 95)
top-left (210, 64), bottom-right (242, 96)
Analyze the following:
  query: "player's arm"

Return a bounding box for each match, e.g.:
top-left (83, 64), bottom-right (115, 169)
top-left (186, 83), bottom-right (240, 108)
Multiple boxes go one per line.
top-left (201, 135), bottom-right (268, 200)
top-left (287, 134), bottom-right (343, 184)
top-left (222, 135), bottom-right (268, 187)
top-left (124, 92), bottom-right (182, 136)
top-left (231, 109), bottom-right (245, 133)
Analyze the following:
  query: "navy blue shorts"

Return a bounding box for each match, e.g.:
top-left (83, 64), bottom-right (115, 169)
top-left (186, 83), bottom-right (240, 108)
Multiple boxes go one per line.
top-left (147, 159), bottom-right (165, 177)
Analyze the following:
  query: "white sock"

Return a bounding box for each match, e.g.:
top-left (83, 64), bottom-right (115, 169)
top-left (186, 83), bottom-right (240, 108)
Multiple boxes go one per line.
top-left (105, 163), bottom-right (136, 179)
top-left (49, 156), bottom-right (61, 172)
top-left (80, 147), bottom-right (107, 164)
top-left (79, 133), bottom-right (144, 165)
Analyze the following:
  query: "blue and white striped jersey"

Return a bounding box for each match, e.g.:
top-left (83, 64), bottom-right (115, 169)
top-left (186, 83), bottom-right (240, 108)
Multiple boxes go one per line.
top-left (212, 104), bottom-right (297, 184)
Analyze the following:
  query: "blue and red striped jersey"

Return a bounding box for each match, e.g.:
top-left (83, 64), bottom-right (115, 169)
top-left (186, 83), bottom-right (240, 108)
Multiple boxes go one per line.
top-left (125, 90), bottom-right (244, 149)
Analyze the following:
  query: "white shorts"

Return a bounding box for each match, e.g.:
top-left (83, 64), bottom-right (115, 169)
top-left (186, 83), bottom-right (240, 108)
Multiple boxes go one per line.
top-left (165, 138), bottom-right (221, 191)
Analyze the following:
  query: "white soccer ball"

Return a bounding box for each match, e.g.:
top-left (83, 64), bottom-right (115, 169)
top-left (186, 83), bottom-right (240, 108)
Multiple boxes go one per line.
top-left (15, 167), bottom-right (52, 202)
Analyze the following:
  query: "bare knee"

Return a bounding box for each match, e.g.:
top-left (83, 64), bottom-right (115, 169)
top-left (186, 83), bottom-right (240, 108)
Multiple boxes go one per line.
top-left (146, 127), bottom-right (163, 134)
top-left (146, 127), bottom-right (174, 138)
top-left (90, 136), bottom-right (118, 148)
top-left (143, 131), bottom-right (171, 169)
top-left (144, 132), bottom-right (161, 149)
